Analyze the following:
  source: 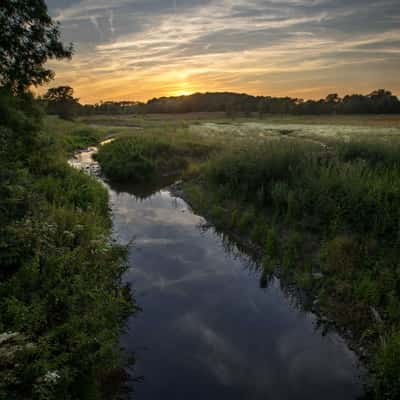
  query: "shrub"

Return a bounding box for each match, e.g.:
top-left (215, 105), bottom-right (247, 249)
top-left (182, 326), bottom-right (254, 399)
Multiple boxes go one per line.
top-left (237, 208), bottom-right (255, 233)
top-left (192, 133), bottom-right (400, 396)
top-left (96, 136), bottom-right (211, 183)
top-left (250, 221), bottom-right (268, 243)
top-left (373, 331), bottom-right (400, 399)
top-left (281, 231), bottom-right (302, 270)
top-left (265, 228), bottom-right (278, 258)
top-left (337, 140), bottom-right (400, 168)
top-left (0, 90), bottom-right (133, 399)
top-left (322, 235), bottom-right (362, 275)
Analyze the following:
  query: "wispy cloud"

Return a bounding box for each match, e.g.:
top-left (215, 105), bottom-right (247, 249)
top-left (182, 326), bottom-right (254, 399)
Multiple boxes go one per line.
top-left (45, 0), bottom-right (400, 102)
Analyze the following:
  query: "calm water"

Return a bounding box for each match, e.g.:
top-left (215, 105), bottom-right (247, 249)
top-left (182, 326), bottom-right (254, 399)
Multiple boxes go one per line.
top-left (72, 148), bottom-right (364, 400)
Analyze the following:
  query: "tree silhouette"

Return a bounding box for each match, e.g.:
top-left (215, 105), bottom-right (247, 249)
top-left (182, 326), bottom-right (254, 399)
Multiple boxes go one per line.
top-left (0, 0), bottom-right (73, 92)
top-left (58, 89), bottom-right (400, 117)
top-left (44, 86), bottom-right (80, 119)
top-left (44, 86), bottom-right (75, 102)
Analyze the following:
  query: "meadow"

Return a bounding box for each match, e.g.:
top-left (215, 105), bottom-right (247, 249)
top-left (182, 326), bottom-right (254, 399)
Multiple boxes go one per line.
top-left (79, 112), bottom-right (400, 399)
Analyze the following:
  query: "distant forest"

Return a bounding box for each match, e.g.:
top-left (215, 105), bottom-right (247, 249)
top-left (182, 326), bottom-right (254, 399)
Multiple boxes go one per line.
top-left (42, 87), bottom-right (400, 119)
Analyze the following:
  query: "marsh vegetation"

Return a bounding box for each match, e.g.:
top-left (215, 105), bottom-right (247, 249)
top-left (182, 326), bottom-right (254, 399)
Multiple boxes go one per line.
top-left (2, 0), bottom-right (399, 398)
top-left (90, 113), bottom-right (400, 399)
top-left (0, 92), bottom-right (134, 400)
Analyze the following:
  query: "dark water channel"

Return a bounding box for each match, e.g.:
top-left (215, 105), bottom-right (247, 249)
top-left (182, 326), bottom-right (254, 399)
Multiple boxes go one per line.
top-left (71, 148), bottom-right (364, 400)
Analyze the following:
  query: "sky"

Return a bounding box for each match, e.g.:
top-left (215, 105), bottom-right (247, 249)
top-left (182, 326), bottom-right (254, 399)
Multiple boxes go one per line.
top-left (45, 0), bottom-right (400, 103)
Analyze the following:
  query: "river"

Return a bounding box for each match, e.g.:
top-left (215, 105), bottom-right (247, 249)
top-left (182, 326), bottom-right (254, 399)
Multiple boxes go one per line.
top-left (71, 147), bottom-right (364, 400)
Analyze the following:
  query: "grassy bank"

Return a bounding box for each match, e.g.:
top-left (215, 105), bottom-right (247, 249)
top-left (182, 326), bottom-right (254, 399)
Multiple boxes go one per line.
top-left (93, 114), bottom-right (400, 399)
top-left (95, 131), bottom-right (214, 183)
top-left (42, 115), bottom-right (106, 154)
top-left (184, 138), bottom-right (400, 399)
top-left (0, 92), bottom-right (133, 399)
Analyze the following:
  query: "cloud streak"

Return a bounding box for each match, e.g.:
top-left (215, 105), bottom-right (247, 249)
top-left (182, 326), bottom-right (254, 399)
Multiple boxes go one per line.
top-left (45, 0), bottom-right (400, 102)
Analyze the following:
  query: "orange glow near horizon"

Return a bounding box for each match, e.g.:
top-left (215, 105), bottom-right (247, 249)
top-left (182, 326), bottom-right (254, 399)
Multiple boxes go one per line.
top-left (42, 65), bottom-right (400, 104)
top-left (169, 81), bottom-right (197, 97)
top-left (171, 89), bottom-right (196, 97)
top-left (42, 0), bottom-right (400, 104)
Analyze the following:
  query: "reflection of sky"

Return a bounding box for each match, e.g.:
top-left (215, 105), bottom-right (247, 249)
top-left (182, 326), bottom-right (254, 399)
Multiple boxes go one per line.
top-left (43, 0), bottom-right (400, 102)
top-left (111, 187), bottom-right (363, 400)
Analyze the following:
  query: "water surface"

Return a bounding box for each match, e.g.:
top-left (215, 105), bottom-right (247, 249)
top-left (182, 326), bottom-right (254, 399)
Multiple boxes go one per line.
top-left (109, 185), bottom-right (364, 400)
top-left (70, 147), bottom-right (364, 399)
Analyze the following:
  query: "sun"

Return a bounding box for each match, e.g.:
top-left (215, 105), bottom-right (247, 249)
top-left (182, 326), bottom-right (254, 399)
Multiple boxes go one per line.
top-left (172, 88), bottom-right (195, 97)
top-left (170, 81), bottom-right (196, 97)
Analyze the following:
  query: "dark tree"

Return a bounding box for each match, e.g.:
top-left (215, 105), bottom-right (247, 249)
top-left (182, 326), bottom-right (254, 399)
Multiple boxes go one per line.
top-left (44, 85), bottom-right (75, 102)
top-left (48, 90), bottom-right (399, 118)
top-left (0, 0), bottom-right (73, 92)
top-left (44, 85), bottom-right (80, 119)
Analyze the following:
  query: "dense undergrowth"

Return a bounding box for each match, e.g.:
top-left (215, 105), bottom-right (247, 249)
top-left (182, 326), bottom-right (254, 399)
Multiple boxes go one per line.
top-left (0, 90), bottom-right (133, 399)
top-left (96, 124), bottom-right (400, 398)
top-left (42, 115), bottom-right (104, 154)
top-left (95, 135), bottom-right (213, 182)
top-left (183, 138), bottom-right (400, 399)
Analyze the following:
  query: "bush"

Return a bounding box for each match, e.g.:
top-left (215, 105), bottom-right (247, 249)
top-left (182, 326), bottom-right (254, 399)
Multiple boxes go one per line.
top-left (0, 90), bottom-right (133, 399)
top-left (373, 331), bottom-right (400, 399)
top-left (322, 235), bottom-right (361, 275)
top-left (96, 136), bottom-right (211, 183)
top-left (265, 228), bottom-right (278, 258)
top-left (337, 140), bottom-right (400, 168)
top-left (205, 140), bottom-right (400, 238)
top-left (199, 137), bottom-right (400, 397)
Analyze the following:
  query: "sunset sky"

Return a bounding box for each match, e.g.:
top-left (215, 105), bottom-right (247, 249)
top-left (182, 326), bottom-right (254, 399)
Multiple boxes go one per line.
top-left (45, 0), bottom-right (400, 104)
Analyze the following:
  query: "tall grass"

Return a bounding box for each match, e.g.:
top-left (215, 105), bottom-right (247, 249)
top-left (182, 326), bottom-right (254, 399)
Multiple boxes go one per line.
top-left (0, 93), bottom-right (133, 399)
top-left (42, 115), bottom-right (105, 153)
top-left (198, 138), bottom-right (400, 398)
top-left (82, 113), bottom-right (400, 398)
top-left (206, 139), bottom-right (400, 237)
top-left (96, 135), bottom-right (213, 182)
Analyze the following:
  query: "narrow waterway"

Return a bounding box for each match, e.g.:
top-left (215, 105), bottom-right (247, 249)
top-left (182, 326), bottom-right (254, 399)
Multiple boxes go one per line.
top-left (71, 147), bottom-right (364, 400)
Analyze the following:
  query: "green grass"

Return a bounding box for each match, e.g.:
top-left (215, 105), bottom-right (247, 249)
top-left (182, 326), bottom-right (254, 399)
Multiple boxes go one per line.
top-left (1, 94), bottom-right (133, 399)
top-left (61, 112), bottom-right (400, 398)
top-left (79, 112), bottom-right (400, 127)
top-left (183, 138), bottom-right (400, 399)
top-left (95, 131), bottom-right (214, 183)
top-left (42, 116), bottom-right (107, 153)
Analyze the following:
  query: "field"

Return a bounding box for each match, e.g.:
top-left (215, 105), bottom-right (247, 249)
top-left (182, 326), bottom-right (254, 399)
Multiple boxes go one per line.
top-left (53, 112), bottom-right (400, 398)
top-left (77, 113), bottom-right (400, 142)
top-left (79, 112), bottom-right (400, 127)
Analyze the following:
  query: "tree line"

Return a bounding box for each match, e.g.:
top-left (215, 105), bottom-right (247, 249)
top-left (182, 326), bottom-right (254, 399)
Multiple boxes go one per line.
top-left (42, 87), bottom-right (400, 119)
top-left (144, 90), bottom-right (400, 115)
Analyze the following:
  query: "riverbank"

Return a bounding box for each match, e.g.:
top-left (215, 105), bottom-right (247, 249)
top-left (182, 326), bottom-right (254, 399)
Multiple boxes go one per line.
top-left (103, 171), bottom-right (364, 400)
top-left (175, 147), bottom-right (400, 399)
top-left (0, 96), bottom-right (134, 399)
top-left (93, 118), bottom-right (400, 398)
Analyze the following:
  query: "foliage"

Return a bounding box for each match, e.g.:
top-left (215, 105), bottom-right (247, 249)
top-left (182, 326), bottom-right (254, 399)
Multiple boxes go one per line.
top-left (70, 89), bottom-right (400, 117)
top-left (373, 331), bottom-right (400, 399)
top-left (265, 228), bottom-right (278, 258)
top-left (0, 0), bottom-right (72, 92)
top-left (0, 90), bottom-right (133, 400)
top-left (140, 90), bottom-right (400, 115)
top-left (40, 88), bottom-right (400, 118)
top-left (96, 136), bottom-right (211, 182)
top-left (43, 86), bottom-right (80, 120)
top-left (42, 116), bottom-right (104, 154)
top-left (206, 140), bottom-right (400, 238)
top-left (79, 101), bottom-right (141, 116)
top-left (63, 106), bottom-right (400, 397)
top-left (181, 135), bottom-right (400, 399)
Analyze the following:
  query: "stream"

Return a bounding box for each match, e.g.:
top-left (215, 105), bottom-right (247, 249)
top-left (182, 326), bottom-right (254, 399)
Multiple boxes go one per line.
top-left (71, 147), bottom-right (365, 400)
